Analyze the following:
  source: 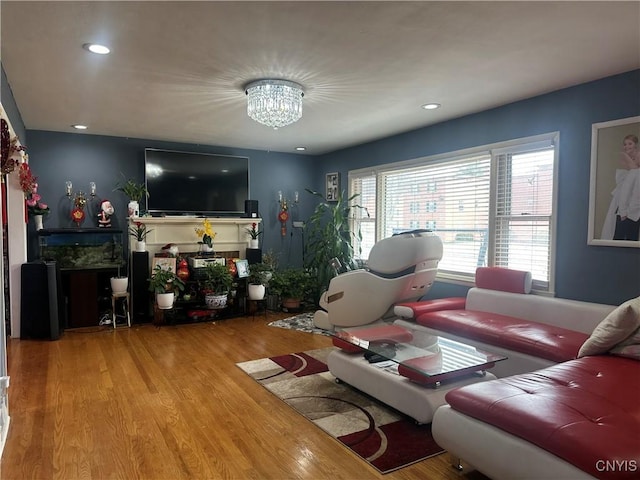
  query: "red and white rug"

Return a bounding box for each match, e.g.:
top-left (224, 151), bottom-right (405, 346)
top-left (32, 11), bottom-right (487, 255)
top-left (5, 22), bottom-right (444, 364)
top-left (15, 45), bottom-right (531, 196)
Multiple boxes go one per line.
top-left (237, 347), bottom-right (444, 474)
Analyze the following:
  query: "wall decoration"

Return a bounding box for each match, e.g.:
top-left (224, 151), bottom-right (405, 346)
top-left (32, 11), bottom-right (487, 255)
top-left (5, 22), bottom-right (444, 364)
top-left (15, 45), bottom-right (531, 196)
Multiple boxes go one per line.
top-left (326, 172), bottom-right (339, 201)
top-left (588, 116), bottom-right (640, 248)
top-left (236, 259), bottom-right (249, 278)
top-left (152, 257), bottom-right (177, 273)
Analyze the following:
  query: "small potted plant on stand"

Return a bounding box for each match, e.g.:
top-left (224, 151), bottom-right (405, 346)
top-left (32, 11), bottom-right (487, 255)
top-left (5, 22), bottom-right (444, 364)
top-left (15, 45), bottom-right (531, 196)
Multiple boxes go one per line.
top-left (245, 222), bottom-right (262, 249)
top-left (247, 262), bottom-right (272, 300)
top-left (269, 268), bottom-right (312, 311)
top-left (129, 221), bottom-right (153, 252)
top-left (148, 264), bottom-right (186, 310)
top-left (198, 262), bottom-right (233, 309)
top-left (114, 175), bottom-right (149, 218)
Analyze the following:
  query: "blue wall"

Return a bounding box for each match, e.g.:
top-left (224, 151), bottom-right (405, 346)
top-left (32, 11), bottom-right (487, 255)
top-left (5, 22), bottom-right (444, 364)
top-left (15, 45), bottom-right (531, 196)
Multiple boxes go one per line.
top-left (6, 65), bottom-right (640, 306)
top-left (24, 131), bottom-right (317, 268)
top-left (319, 70), bottom-right (640, 306)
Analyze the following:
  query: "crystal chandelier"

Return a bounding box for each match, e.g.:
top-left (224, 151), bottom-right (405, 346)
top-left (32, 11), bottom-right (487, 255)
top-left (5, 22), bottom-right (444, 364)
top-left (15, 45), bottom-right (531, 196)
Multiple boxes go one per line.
top-left (245, 79), bottom-right (304, 128)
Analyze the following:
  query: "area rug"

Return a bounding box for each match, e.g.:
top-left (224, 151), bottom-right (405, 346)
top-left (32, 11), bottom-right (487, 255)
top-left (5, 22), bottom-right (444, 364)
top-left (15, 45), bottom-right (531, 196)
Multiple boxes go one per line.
top-left (236, 347), bottom-right (444, 474)
top-left (267, 312), bottom-right (330, 336)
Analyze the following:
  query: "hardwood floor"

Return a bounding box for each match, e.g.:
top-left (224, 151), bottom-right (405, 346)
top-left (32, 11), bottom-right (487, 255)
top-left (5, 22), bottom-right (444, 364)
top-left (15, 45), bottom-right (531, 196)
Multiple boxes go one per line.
top-left (1, 312), bottom-right (487, 479)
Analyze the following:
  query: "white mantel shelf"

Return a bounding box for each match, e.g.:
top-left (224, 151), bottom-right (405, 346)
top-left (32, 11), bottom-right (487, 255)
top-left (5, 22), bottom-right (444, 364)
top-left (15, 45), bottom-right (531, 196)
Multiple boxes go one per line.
top-left (130, 216), bottom-right (262, 260)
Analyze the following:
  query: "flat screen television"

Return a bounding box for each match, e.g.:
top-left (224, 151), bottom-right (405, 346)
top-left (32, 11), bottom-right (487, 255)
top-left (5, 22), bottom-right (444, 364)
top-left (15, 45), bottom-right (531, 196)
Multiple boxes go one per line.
top-left (145, 148), bottom-right (249, 216)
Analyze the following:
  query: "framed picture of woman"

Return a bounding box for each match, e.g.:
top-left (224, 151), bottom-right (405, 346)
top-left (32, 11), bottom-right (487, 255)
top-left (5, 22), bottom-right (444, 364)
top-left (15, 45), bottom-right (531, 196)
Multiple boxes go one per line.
top-left (588, 116), bottom-right (640, 248)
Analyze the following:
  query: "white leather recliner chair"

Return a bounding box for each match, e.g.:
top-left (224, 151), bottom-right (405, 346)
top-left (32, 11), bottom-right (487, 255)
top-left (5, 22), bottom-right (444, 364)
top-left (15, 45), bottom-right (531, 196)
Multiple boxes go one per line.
top-left (313, 230), bottom-right (443, 330)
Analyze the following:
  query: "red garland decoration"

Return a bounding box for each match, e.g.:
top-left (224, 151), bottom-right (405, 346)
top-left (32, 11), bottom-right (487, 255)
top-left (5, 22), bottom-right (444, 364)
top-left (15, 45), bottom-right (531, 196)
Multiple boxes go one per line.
top-left (0, 119), bottom-right (11, 174)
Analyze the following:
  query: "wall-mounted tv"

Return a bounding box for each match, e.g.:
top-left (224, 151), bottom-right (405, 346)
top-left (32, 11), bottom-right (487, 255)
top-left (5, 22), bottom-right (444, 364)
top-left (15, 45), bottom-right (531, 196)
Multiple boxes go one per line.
top-left (144, 148), bottom-right (249, 216)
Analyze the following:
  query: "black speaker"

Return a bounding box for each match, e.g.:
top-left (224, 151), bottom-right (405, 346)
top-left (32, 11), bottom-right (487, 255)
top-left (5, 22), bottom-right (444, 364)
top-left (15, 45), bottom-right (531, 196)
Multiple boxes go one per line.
top-left (244, 200), bottom-right (259, 218)
top-left (21, 261), bottom-right (64, 340)
top-left (131, 251), bottom-right (150, 323)
top-left (246, 248), bottom-right (262, 265)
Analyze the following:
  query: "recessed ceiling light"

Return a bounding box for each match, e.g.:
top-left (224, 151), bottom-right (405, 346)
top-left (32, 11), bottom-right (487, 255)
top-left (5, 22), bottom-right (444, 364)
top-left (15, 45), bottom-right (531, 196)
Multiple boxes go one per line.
top-left (295, 147), bottom-right (306, 151)
top-left (72, 124), bottom-right (88, 130)
top-left (83, 43), bottom-right (110, 55)
top-left (421, 103), bottom-right (441, 110)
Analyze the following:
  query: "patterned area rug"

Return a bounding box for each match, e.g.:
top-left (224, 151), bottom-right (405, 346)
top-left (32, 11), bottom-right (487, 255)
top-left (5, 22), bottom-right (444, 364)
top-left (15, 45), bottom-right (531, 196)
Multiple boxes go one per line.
top-left (237, 347), bottom-right (444, 474)
top-left (267, 312), bottom-right (330, 336)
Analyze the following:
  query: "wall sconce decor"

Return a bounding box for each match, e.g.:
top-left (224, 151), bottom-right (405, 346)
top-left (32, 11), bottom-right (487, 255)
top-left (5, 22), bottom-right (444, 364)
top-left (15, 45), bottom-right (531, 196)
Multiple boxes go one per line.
top-left (66, 180), bottom-right (97, 198)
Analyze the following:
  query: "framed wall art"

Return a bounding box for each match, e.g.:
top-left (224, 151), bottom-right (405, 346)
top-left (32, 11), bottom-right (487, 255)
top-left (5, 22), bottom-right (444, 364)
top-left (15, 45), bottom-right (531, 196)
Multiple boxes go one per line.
top-left (326, 172), bottom-right (339, 201)
top-left (152, 256), bottom-right (177, 273)
top-left (236, 259), bottom-right (249, 278)
top-left (587, 116), bottom-right (640, 247)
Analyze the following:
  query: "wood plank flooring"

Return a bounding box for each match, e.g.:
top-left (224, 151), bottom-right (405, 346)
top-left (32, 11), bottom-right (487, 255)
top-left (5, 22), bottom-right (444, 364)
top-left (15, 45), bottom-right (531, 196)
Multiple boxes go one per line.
top-left (1, 312), bottom-right (488, 479)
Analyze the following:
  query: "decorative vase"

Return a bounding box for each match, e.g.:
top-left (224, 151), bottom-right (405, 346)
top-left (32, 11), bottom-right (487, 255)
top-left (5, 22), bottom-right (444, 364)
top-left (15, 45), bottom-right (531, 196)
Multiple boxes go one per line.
top-left (201, 244), bottom-right (214, 254)
top-left (249, 239), bottom-right (259, 249)
top-left (248, 284), bottom-right (266, 301)
top-left (282, 298), bottom-right (301, 310)
top-left (205, 293), bottom-right (228, 309)
top-left (33, 214), bottom-right (44, 231)
top-left (136, 240), bottom-right (146, 252)
top-left (110, 276), bottom-right (128, 294)
top-left (177, 259), bottom-right (190, 282)
top-left (156, 292), bottom-right (174, 310)
top-left (128, 200), bottom-right (140, 218)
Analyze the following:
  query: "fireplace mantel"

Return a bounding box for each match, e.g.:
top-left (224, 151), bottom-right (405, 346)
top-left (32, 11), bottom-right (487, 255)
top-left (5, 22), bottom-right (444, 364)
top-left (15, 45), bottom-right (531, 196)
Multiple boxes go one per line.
top-left (129, 217), bottom-right (262, 260)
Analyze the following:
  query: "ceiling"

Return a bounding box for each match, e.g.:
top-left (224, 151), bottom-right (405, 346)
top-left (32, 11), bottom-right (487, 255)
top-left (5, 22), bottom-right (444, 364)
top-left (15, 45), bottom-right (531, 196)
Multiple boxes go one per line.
top-left (1, 1), bottom-right (639, 156)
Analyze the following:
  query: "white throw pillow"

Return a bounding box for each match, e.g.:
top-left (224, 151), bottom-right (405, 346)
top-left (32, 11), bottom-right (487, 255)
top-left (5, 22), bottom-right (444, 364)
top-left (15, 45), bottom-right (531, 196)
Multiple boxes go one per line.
top-left (577, 296), bottom-right (640, 358)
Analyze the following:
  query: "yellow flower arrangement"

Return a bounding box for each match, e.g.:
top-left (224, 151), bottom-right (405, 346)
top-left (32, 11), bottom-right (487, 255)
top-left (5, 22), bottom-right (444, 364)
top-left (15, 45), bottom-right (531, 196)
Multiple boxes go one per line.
top-left (195, 218), bottom-right (216, 248)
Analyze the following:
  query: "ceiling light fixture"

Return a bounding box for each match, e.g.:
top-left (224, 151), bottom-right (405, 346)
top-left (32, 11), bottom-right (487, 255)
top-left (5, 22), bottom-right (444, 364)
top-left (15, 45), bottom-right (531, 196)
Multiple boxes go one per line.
top-left (83, 43), bottom-right (110, 55)
top-left (72, 124), bottom-right (88, 130)
top-left (421, 103), bottom-right (441, 110)
top-left (245, 79), bottom-right (304, 129)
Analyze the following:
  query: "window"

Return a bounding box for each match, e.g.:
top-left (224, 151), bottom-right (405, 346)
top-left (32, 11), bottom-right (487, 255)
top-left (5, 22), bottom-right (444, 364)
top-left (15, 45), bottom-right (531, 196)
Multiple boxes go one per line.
top-left (349, 133), bottom-right (557, 292)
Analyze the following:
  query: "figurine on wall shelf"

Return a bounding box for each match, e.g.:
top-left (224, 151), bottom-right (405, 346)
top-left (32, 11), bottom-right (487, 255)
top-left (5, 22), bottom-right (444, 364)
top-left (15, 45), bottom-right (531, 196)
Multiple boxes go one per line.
top-left (97, 199), bottom-right (114, 228)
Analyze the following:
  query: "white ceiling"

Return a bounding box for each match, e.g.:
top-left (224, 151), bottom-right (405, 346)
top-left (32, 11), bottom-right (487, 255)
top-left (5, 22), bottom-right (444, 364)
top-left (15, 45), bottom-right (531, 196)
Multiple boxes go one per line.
top-left (1, 1), bottom-right (639, 155)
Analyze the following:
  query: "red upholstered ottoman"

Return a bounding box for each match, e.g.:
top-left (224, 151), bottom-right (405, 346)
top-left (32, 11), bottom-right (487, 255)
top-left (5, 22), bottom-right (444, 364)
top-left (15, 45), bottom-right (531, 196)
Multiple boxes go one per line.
top-left (442, 355), bottom-right (640, 479)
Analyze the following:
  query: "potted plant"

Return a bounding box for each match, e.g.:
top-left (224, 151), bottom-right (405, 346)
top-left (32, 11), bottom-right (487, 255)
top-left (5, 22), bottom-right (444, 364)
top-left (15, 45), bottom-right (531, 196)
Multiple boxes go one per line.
top-left (304, 188), bottom-right (368, 303)
top-left (269, 268), bottom-right (312, 310)
top-left (110, 265), bottom-right (128, 295)
top-left (129, 221), bottom-right (153, 252)
top-left (197, 262), bottom-right (233, 309)
top-left (114, 175), bottom-right (149, 217)
top-left (247, 262), bottom-right (272, 300)
top-left (245, 222), bottom-right (262, 248)
top-left (148, 265), bottom-right (185, 310)
top-left (19, 163), bottom-right (49, 230)
top-left (194, 218), bottom-right (216, 253)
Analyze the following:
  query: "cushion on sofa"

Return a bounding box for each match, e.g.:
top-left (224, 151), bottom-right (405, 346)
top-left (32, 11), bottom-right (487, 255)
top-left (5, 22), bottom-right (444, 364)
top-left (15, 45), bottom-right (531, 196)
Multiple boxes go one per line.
top-left (393, 297), bottom-right (466, 319)
top-left (475, 266), bottom-right (532, 294)
top-left (443, 356), bottom-right (640, 480)
top-left (416, 310), bottom-right (589, 363)
top-left (578, 296), bottom-right (640, 358)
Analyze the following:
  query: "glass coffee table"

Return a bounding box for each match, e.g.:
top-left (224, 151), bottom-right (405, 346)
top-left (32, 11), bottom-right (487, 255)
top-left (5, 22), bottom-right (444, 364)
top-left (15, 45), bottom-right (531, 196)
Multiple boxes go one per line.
top-left (331, 321), bottom-right (507, 386)
top-left (327, 320), bottom-right (507, 424)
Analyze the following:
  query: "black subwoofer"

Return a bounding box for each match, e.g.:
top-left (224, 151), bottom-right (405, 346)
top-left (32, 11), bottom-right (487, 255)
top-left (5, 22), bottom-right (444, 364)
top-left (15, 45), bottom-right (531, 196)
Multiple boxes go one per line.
top-left (244, 200), bottom-right (259, 218)
top-left (20, 261), bottom-right (64, 340)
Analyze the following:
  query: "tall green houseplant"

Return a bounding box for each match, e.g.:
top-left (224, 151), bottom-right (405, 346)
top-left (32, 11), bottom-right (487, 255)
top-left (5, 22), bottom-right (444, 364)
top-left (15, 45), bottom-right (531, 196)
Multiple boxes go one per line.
top-left (303, 188), bottom-right (368, 301)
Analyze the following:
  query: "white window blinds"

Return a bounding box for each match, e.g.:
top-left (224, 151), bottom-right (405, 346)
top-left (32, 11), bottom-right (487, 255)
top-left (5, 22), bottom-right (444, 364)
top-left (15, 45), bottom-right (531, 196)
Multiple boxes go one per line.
top-left (379, 154), bottom-right (491, 276)
top-left (348, 133), bottom-right (557, 292)
top-left (493, 146), bottom-right (555, 290)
